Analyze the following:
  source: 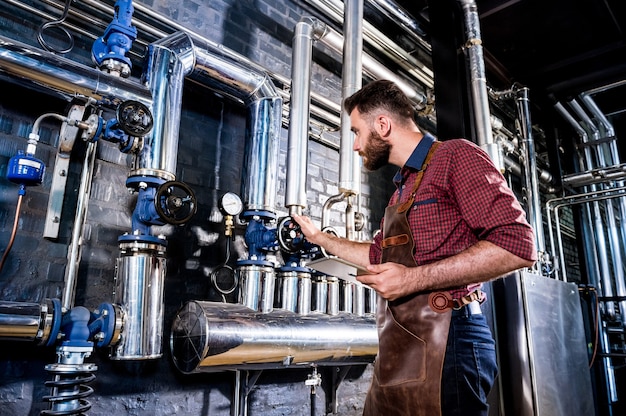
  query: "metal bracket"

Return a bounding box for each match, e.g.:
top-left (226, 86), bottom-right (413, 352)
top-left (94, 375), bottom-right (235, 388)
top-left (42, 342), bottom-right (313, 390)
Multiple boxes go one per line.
top-left (323, 366), bottom-right (351, 415)
top-left (43, 104), bottom-right (87, 239)
top-left (233, 369), bottom-right (263, 416)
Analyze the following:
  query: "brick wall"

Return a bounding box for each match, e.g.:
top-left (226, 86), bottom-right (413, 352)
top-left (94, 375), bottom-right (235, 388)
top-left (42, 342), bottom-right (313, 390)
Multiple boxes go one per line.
top-left (0, 1), bottom-right (384, 415)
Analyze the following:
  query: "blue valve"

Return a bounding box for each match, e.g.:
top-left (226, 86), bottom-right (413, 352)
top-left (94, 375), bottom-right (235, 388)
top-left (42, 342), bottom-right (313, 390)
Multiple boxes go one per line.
top-left (91, 0), bottom-right (137, 77)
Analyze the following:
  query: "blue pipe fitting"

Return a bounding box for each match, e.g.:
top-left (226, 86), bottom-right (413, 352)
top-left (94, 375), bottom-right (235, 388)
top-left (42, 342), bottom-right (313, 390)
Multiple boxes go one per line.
top-left (125, 176), bottom-right (167, 235)
top-left (244, 218), bottom-right (279, 260)
top-left (91, 0), bottom-right (137, 74)
top-left (89, 303), bottom-right (117, 348)
top-left (60, 306), bottom-right (93, 348)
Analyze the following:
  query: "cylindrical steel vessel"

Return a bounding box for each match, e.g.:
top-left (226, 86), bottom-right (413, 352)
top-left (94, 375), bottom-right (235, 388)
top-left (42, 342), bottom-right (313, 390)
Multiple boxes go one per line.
top-left (170, 301), bottom-right (378, 373)
top-left (275, 270), bottom-right (312, 314)
top-left (110, 240), bottom-right (167, 360)
top-left (311, 276), bottom-right (340, 315)
top-left (237, 264), bottom-right (275, 313)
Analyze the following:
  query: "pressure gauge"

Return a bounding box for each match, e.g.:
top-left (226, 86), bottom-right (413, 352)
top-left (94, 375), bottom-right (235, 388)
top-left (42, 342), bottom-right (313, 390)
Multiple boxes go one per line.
top-left (219, 192), bottom-right (243, 216)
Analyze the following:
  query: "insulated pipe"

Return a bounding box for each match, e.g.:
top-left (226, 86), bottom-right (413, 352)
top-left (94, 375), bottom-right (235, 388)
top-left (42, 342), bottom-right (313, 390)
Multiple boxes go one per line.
top-left (0, 35), bottom-right (151, 104)
top-left (339, 0), bottom-right (363, 195)
top-left (285, 18), bottom-right (325, 213)
top-left (134, 32), bottom-right (195, 180)
top-left (515, 88), bottom-right (545, 256)
top-left (188, 37), bottom-right (282, 213)
top-left (458, 0), bottom-right (502, 171)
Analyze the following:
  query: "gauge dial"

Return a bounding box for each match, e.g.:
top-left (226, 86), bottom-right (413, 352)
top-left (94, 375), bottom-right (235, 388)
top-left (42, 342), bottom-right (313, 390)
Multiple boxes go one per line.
top-left (220, 192), bottom-right (243, 216)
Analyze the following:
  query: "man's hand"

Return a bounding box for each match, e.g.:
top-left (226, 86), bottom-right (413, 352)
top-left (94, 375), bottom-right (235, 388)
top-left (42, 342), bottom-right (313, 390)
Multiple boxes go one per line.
top-left (292, 214), bottom-right (322, 245)
top-left (357, 262), bottom-right (415, 301)
top-left (292, 214), bottom-right (373, 269)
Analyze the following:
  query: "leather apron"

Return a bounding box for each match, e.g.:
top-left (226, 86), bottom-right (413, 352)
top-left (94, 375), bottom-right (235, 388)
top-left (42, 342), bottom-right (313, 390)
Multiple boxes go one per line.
top-left (363, 141), bottom-right (451, 416)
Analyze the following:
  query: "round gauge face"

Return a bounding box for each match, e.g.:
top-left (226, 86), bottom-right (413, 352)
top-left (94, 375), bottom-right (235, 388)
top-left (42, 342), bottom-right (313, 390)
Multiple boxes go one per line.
top-left (220, 192), bottom-right (243, 216)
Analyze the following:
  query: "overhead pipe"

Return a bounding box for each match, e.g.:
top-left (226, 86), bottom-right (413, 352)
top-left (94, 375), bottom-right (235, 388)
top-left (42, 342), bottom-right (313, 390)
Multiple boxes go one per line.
top-left (304, 0), bottom-right (434, 90)
top-left (0, 35), bottom-right (151, 104)
top-left (284, 17), bottom-right (323, 215)
top-left (316, 24), bottom-right (428, 107)
top-left (458, 0), bottom-right (502, 171)
top-left (369, 0), bottom-right (430, 46)
top-left (338, 0), bottom-right (363, 197)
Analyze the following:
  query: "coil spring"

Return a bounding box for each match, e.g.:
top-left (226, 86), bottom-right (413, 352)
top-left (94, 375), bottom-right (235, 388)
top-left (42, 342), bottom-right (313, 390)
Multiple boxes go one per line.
top-left (41, 363), bottom-right (97, 416)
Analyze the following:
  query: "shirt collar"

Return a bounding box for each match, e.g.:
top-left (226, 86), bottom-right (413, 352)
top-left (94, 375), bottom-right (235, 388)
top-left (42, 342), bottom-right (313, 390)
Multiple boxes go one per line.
top-left (393, 133), bottom-right (436, 184)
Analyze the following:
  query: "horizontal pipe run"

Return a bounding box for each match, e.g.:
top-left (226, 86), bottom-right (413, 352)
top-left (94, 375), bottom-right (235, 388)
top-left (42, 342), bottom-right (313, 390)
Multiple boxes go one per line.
top-left (0, 300), bottom-right (59, 345)
top-left (0, 35), bottom-right (151, 105)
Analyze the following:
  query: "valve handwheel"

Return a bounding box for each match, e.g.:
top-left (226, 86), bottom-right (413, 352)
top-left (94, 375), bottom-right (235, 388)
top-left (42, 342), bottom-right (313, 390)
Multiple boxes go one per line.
top-left (155, 181), bottom-right (197, 225)
top-left (116, 100), bottom-right (154, 136)
top-left (277, 216), bottom-right (305, 253)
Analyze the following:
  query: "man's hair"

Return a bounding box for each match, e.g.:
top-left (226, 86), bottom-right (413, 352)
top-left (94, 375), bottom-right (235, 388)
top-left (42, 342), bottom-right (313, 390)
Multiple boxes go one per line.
top-left (343, 80), bottom-right (414, 121)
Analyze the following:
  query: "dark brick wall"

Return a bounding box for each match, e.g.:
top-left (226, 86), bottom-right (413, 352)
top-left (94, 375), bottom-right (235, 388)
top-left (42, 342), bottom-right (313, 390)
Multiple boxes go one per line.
top-left (0, 1), bottom-right (385, 415)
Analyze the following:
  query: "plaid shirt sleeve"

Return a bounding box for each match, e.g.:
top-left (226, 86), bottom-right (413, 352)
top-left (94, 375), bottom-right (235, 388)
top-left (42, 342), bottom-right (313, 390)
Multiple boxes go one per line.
top-left (369, 139), bottom-right (537, 275)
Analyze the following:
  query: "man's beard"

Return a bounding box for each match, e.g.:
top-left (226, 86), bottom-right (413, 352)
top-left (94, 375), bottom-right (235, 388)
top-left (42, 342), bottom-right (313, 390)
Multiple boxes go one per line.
top-left (361, 129), bottom-right (390, 171)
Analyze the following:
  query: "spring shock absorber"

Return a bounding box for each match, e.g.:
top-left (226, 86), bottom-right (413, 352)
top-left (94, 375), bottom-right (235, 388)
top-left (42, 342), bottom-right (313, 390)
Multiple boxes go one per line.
top-left (41, 358), bottom-right (97, 416)
top-left (41, 307), bottom-right (97, 416)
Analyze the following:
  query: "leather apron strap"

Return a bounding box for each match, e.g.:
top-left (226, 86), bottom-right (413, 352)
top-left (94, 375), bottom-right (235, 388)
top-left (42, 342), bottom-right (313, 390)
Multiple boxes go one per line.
top-left (364, 141), bottom-right (451, 416)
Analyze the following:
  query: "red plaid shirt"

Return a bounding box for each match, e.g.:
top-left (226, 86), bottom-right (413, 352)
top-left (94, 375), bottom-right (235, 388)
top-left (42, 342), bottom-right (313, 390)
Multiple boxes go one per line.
top-left (370, 136), bottom-right (537, 299)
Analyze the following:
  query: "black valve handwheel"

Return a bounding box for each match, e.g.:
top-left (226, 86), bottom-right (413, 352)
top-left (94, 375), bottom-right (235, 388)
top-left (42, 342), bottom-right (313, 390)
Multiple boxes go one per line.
top-left (116, 100), bottom-right (154, 136)
top-left (155, 181), bottom-right (197, 225)
top-left (277, 216), bottom-right (305, 253)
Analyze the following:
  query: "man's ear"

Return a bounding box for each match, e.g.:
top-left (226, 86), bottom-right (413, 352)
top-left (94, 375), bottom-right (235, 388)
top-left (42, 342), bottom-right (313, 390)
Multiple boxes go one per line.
top-left (375, 114), bottom-right (392, 137)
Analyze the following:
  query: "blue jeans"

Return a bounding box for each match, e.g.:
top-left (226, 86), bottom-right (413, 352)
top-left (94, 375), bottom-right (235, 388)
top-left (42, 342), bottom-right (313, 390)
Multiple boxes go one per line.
top-left (441, 311), bottom-right (498, 416)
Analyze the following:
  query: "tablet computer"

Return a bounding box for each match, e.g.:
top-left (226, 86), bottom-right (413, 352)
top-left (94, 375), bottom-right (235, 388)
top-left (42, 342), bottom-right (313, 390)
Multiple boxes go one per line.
top-left (306, 257), bottom-right (369, 283)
